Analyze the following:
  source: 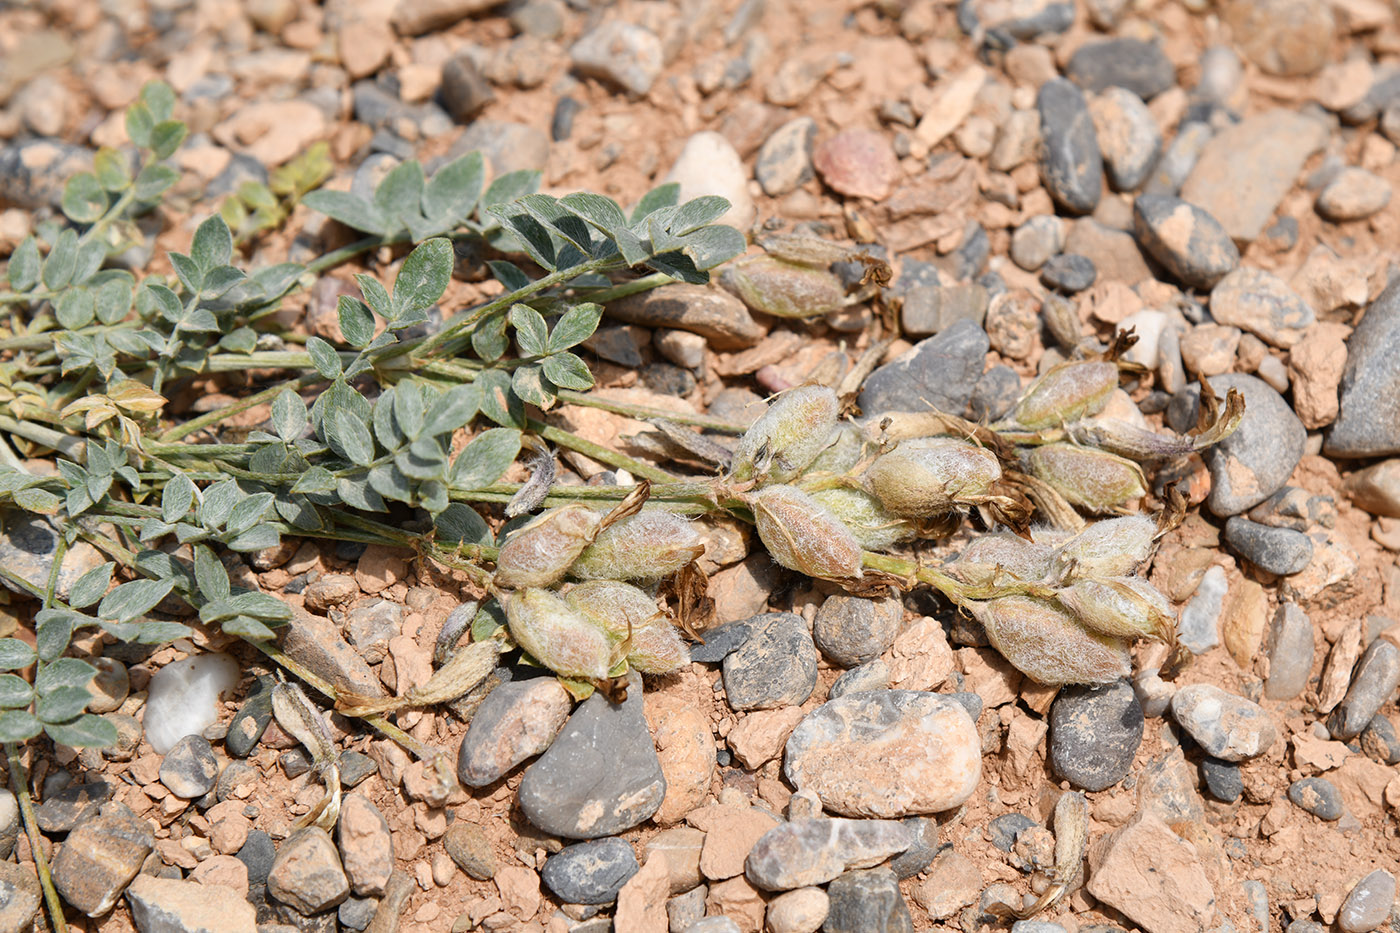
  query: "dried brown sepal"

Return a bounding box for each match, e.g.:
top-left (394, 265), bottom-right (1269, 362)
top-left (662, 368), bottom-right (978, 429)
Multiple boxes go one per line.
top-left (494, 504), bottom-right (602, 589)
top-left (506, 437), bottom-right (556, 518)
top-left (750, 484), bottom-right (864, 580)
top-left (599, 478), bottom-right (652, 531)
top-left (729, 385), bottom-right (841, 484)
top-left (1156, 483), bottom-right (1189, 539)
top-left (1192, 375), bottom-right (1221, 436)
top-left (505, 587), bottom-right (616, 680)
top-left (1100, 326), bottom-right (1140, 365)
top-left (569, 508), bottom-right (705, 582)
top-left (1011, 360), bottom-right (1119, 430)
top-left (1024, 444), bottom-right (1148, 513)
top-left (1072, 388), bottom-right (1244, 461)
top-left (658, 559), bottom-right (714, 642)
top-left (338, 639), bottom-right (503, 717)
top-left (968, 596), bottom-right (1133, 685)
top-left (838, 339), bottom-right (895, 414)
top-left (863, 438), bottom-right (1002, 518)
top-left (1056, 576), bottom-right (1175, 643)
top-left (853, 251), bottom-right (893, 288)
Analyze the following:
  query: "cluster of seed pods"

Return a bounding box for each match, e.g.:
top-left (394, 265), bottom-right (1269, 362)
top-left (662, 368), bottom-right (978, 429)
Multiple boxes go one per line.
top-left (487, 355), bottom-right (1234, 689)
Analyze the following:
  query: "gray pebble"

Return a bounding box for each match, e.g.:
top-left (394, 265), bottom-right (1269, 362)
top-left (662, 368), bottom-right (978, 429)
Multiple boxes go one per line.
top-left (444, 821), bottom-right (497, 881)
top-left (339, 751), bottom-right (378, 788)
top-left (1048, 680), bottom-right (1144, 791)
top-left (1288, 777), bottom-right (1344, 821)
top-left (1067, 38), bottom-right (1176, 99)
top-left (0, 514), bottom-right (106, 603)
top-left (551, 96), bottom-right (582, 142)
top-left (280, 749), bottom-right (312, 779)
top-left (519, 672), bottom-right (666, 839)
top-left (1327, 640), bottom-right (1400, 741)
top-left (1287, 922), bottom-right (1328, 933)
top-left (1224, 517), bottom-right (1314, 575)
top-left (226, 675), bottom-right (275, 758)
top-left (687, 919), bottom-right (742, 933)
top-left (339, 896), bottom-right (378, 931)
top-left (268, 827), bottom-right (349, 915)
top-left (1010, 215), bottom-right (1065, 271)
top-left (900, 284), bottom-right (989, 337)
top-left (746, 818), bottom-right (914, 891)
top-left (458, 677), bottom-right (574, 787)
top-left (1040, 253), bottom-right (1096, 292)
top-left (1171, 684), bottom-right (1276, 761)
top-left (1328, 277), bottom-right (1400, 458)
top-left (823, 867), bottom-right (913, 933)
top-left (1013, 923), bottom-right (1068, 933)
top-left (1092, 86), bottom-right (1163, 191)
top-left (670, 886), bottom-right (708, 930)
top-left (722, 613), bottom-right (818, 710)
top-left (1037, 78), bottom-right (1103, 214)
top-left (1209, 268), bottom-right (1316, 349)
top-left (1133, 194), bottom-right (1239, 289)
top-left (571, 21), bottom-right (663, 97)
top-left (159, 735), bottom-right (219, 799)
top-left (1200, 757), bottom-right (1243, 803)
top-left (50, 802), bottom-right (153, 917)
top-left (829, 660), bottom-right (890, 698)
top-left (1143, 120), bottom-right (1214, 197)
top-left (1177, 565), bottom-right (1227, 655)
top-left (969, 365), bottom-right (1023, 422)
top-left (860, 319), bottom-right (989, 416)
top-left (541, 837), bottom-right (639, 904)
top-left (814, 596), bottom-right (902, 668)
top-left (1338, 869), bottom-right (1396, 933)
top-left (352, 79), bottom-right (403, 129)
top-left (237, 830), bottom-right (277, 885)
top-left (217, 761), bottom-right (260, 802)
top-left (0, 861), bottom-right (40, 933)
top-left (1166, 374), bottom-right (1306, 516)
top-left (36, 780), bottom-right (110, 833)
top-left (1360, 714), bottom-right (1400, 765)
top-left (510, 0), bottom-right (565, 37)
top-left (756, 117), bottom-right (817, 197)
top-left (987, 814), bottom-right (1038, 852)
top-left (1247, 486), bottom-right (1334, 532)
top-left (889, 817), bottom-right (939, 880)
top-left (1265, 603), bottom-right (1315, 701)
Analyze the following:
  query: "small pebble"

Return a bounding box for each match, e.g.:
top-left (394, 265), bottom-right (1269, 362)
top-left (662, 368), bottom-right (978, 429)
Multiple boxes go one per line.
top-left (1171, 683), bottom-right (1276, 761)
top-left (541, 837), bottom-right (639, 905)
top-left (444, 821), bottom-right (497, 881)
top-left (1264, 603), bottom-right (1315, 700)
top-left (756, 117), bottom-right (818, 197)
top-left (1337, 869), bottom-right (1396, 933)
top-left (986, 814), bottom-right (1038, 852)
top-left (1360, 714), bottom-right (1400, 765)
top-left (1200, 757), bottom-right (1243, 803)
top-left (159, 735), bottom-right (220, 799)
top-left (459, 677), bottom-right (575, 787)
top-left (813, 595), bottom-right (902, 668)
top-left (1223, 517), bottom-right (1314, 575)
top-left (721, 613), bottom-right (819, 711)
top-left (570, 22), bottom-right (663, 96)
top-left (829, 660), bottom-right (891, 698)
top-left (745, 818), bottom-right (914, 891)
top-left (823, 867), bottom-right (914, 933)
top-left (1316, 167), bottom-right (1392, 221)
top-left (1066, 37), bottom-right (1176, 99)
top-left (1287, 777), bottom-right (1344, 821)
top-left (1090, 86), bottom-right (1163, 191)
top-left (1047, 680), bottom-right (1143, 791)
top-left (1010, 215), bottom-right (1065, 271)
top-left (1327, 640), bottom-right (1400, 740)
top-left (1133, 194), bottom-right (1239, 289)
top-left (1038, 78), bottom-right (1103, 214)
top-left (1040, 253), bottom-right (1096, 292)
top-left (812, 129), bottom-right (899, 201)
top-left (236, 830), bottom-right (277, 886)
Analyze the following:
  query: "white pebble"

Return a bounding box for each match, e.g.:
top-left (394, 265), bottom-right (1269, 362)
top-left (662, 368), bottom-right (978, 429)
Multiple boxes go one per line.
top-left (143, 653), bottom-right (241, 754)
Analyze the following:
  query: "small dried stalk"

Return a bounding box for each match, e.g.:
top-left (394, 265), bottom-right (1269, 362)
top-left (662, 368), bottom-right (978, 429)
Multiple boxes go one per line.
top-left (272, 681), bottom-right (342, 834)
top-left (337, 639), bottom-right (502, 717)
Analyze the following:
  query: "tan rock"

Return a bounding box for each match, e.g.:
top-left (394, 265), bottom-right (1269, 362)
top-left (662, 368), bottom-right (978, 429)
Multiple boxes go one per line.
top-left (1344, 459), bottom-right (1400, 518)
top-left (645, 826), bottom-right (706, 895)
top-left (356, 545), bottom-right (408, 594)
top-left (958, 648), bottom-right (1021, 708)
top-left (213, 100), bottom-right (328, 168)
top-left (615, 854), bottom-right (670, 933)
top-left (688, 803), bottom-right (780, 881)
top-left (340, 21), bottom-right (392, 79)
top-left (912, 850), bottom-right (982, 919)
top-left (708, 555), bottom-right (778, 621)
top-left (1319, 618), bottom-right (1364, 714)
top-left (765, 886), bottom-right (830, 933)
top-left (728, 707), bottom-right (805, 770)
top-left (653, 707), bottom-right (717, 825)
top-left (886, 617), bottom-right (954, 692)
top-left (187, 855), bottom-right (249, 898)
top-left (1221, 577), bottom-right (1267, 669)
top-left (125, 875), bottom-right (257, 931)
top-left (705, 875), bottom-right (768, 932)
top-left (1292, 732), bottom-right (1351, 772)
top-left (1288, 323), bottom-right (1349, 428)
top-left (1331, 756), bottom-right (1394, 819)
top-left (1087, 813), bottom-right (1217, 933)
top-left (494, 864), bottom-right (541, 920)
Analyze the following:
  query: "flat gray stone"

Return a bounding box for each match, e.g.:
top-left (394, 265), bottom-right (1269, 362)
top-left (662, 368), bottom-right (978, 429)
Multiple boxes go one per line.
top-left (1327, 640), bottom-right (1400, 741)
top-left (1037, 78), bottom-right (1102, 214)
top-left (458, 678), bottom-right (573, 787)
top-left (1047, 681), bottom-right (1143, 791)
top-left (1264, 603), bottom-right (1314, 700)
top-left (745, 818), bottom-right (913, 891)
top-left (1328, 277), bottom-right (1400, 457)
top-left (1223, 517), bottom-right (1314, 575)
top-left (859, 319), bottom-right (989, 417)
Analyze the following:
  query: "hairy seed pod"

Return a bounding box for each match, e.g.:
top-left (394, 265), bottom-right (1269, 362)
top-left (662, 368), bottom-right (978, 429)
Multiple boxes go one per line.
top-left (494, 505), bottom-right (602, 588)
top-left (751, 485), bottom-right (864, 579)
top-left (968, 596), bottom-right (1133, 685)
top-left (564, 580), bottom-right (666, 641)
top-left (1057, 576), bottom-right (1174, 642)
top-left (804, 423), bottom-right (867, 476)
top-left (505, 588), bottom-right (615, 680)
top-left (730, 385), bottom-right (840, 484)
top-left (947, 532), bottom-right (1054, 585)
top-left (1025, 443), bottom-right (1147, 512)
top-left (624, 621), bottom-right (690, 674)
top-left (809, 487), bottom-right (915, 552)
top-left (724, 255), bottom-right (846, 319)
top-left (863, 438), bottom-right (1002, 517)
top-left (1012, 360), bottom-right (1119, 428)
top-left (569, 510), bottom-right (705, 582)
top-left (1052, 514), bottom-right (1157, 579)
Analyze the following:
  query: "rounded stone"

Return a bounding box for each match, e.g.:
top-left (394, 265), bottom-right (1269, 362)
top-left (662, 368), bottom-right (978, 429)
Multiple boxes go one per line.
top-left (1170, 683), bottom-right (1276, 761)
top-left (1066, 38), bottom-right (1176, 99)
top-left (444, 821), bottom-right (497, 881)
top-left (1338, 869), bottom-right (1396, 933)
top-left (540, 837), bottom-right (639, 905)
top-left (1327, 640), bottom-right (1400, 741)
top-left (1010, 215), bottom-right (1065, 272)
top-left (1132, 194), bottom-right (1239, 290)
top-left (1360, 714), bottom-right (1400, 765)
top-left (458, 677), bottom-right (573, 787)
top-left (1040, 253), bottom-right (1097, 293)
top-left (783, 691), bottom-right (980, 818)
top-left (267, 827), bottom-right (350, 915)
top-left (823, 867), bottom-right (913, 933)
top-left (1047, 680), bottom-right (1144, 791)
top-left (159, 735), bottom-right (219, 799)
top-left (1199, 757), bottom-right (1243, 803)
top-left (1037, 78), bottom-right (1103, 214)
top-left (721, 613), bottom-right (819, 711)
top-left (766, 886), bottom-right (830, 933)
top-left (1223, 517), bottom-right (1314, 575)
top-left (1317, 167), bottom-right (1392, 222)
top-left (812, 129), bottom-right (898, 201)
top-left (813, 595), bottom-right (902, 668)
top-left (1288, 777), bottom-right (1344, 820)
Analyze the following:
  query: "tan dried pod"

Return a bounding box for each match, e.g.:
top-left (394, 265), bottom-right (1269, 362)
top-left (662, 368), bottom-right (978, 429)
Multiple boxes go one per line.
top-left (564, 580), bottom-right (665, 642)
top-left (946, 532), bottom-right (1054, 585)
top-left (1056, 576), bottom-right (1174, 642)
top-left (810, 487), bottom-right (915, 552)
top-left (730, 385), bottom-right (840, 484)
top-left (505, 588), bottom-right (615, 680)
top-left (1025, 443), bottom-right (1147, 513)
top-left (863, 438), bottom-right (1002, 517)
top-left (1051, 514), bottom-right (1157, 579)
top-left (968, 596), bottom-right (1132, 685)
top-left (751, 485), bottom-right (864, 580)
top-left (1012, 360), bottom-right (1119, 429)
top-left (725, 255), bottom-right (847, 319)
top-left (569, 510), bottom-right (705, 582)
top-left (494, 505), bottom-right (602, 589)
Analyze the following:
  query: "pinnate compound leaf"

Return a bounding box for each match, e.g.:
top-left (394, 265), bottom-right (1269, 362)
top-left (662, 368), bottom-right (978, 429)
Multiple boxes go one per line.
top-left (354, 274), bottom-right (392, 319)
top-left (547, 303), bottom-right (603, 353)
top-left (162, 473), bottom-right (195, 523)
top-left (631, 182), bottom-right (680, 224)
top-left (481, 169), bottom-right (540, 211)
top-left (421, 383), bottom-right (480, 438)
top-left (36, 658), bottom-right (98, 694)
top-left (133, 164), bottom-right (179, 201)
top-left (194, 544), bottom-right (231, 601)
top-left (43, 229), bottom-right (79, 290)
top-left (332, 410), bottom-right (375, 466)
top-left (374, 159), bottom-right (426, 223)
top-left (35, 611), bottom-right (74, 662)
top-left (511, 364), bottom-right (555, 409)
top-left (150, 119), bottom-right (188, 160)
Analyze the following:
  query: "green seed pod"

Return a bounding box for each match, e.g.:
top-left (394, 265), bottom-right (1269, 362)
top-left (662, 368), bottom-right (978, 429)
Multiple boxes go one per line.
top-left (494, 505), bottom-right (602, 589)
top-left (730, 385), bottom-right (840, 484)
top-left (863, 438), bottom-right (1002, 518)
top-left (947, 532), bottom-right (1054, 585)
top-left (569, 510), bottom-right (705, 582)
top-left (751, 485), bottom-right (864, 580)
top-left (810, 487), bottom-right (915, 552)
top-left (1025, 443), bottom-right (1147, 512)
top-left (804, 423), bottom-right (867, 476)
top-left (968, 596), bottom-right (1132, 685)
top-left (724, 255), bottom-right (846, 319)
top-left (625, 621), bottom-right (690, 674)
top-left (505, 588), bottom-right (615, 680)
top-left (1051, 515), bottom-right (1157, 579)
top-left (1057, 576), bottom-right (1174, 642)
top-left (1012, 360), bottom-right (1119, 429)
top-left (564, 580), bottom-right (665, 641)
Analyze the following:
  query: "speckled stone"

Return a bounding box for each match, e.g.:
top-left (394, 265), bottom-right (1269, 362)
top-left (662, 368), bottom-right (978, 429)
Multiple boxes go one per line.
top-left (1327, 640), bottom-right (1400, 740)
top-left (1132, 194), bottom-right (1239, 289)
top-left (541, 838), bottom-right (639, 905)
top-left (745, 818), bottom-right (914, 891)
top-left (1171, 684), bottom-right (1276, 761)
top-left (1037, 78), bottom-right (1103, 214)
top-left (1066, 38), bottom-right (1176, 99)
top-left (1328, 277), bottom-right (1400, 458)
top-left (1224, 517), bottom-right (1314, 575)
top-left (1047, 681), bottom-right (1144, 791)
top-left (1337, 869), bottom-right (1396, 933)
top-left (1288, 777), bottom-right (1344, 820)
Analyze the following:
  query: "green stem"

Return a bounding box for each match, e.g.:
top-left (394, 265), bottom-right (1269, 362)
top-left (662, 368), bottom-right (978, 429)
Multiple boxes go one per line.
top-left (529, 418), bottom-right (676, 483)
top-left (7, 744), bottom-right (67, 933)
top-left (572, 271), bottom-right (675, 304)
top-left (552, 390), bottom-right (747, 433)
top-left (157, 373), bottom-right (322, 442)
top-left (0, 415), bottom-right (85, 460)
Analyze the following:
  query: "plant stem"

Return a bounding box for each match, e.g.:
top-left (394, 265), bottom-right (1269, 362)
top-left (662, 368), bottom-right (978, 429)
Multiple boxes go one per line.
top-left (6, 744), bottom-right (67, 933)
top-left (528, 418), bottom-right (676, 483)
top-left (0, 415), bottom-right (85, 460)
top-left (552, 390), bottom-right (747, 433)
top-left (572, 271), bottom-right (675, 304)
top-left (157, 373), bottom-right (322, 442)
